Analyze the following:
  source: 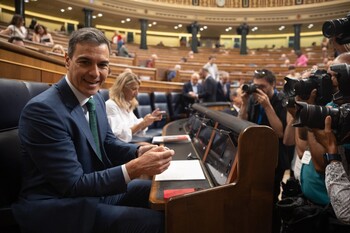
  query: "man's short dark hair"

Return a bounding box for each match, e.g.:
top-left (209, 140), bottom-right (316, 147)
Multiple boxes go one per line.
top-left (8, 36), bottom-right (23, 43)
top-left (68, 27), bottom-right (111, 58)
top-left (253, 69), bottom-right (276, 85)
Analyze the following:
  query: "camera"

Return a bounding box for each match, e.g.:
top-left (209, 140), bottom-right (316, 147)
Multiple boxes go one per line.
top-left (242, 83), bottom-right (257, 95)
top-left (322, 13), bottom-right (350, 45)
top-left (282, 69), bottom-right (333, 107)
top-left (331, 63), bottom-right (350, 102)
top-left (293, 102), bottom-right (350, 144)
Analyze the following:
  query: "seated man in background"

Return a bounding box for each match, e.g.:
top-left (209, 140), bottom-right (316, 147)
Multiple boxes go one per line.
top-left (167, 64), bottom-right (181, 81)
top-left (12, 27), bottom-right (174, 233)
top-left (222, 86), bottom-right (242, 117)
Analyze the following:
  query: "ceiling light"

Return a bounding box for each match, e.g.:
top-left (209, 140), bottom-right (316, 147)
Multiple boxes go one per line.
top-left (126, 18), bottom-right (131, 22)
top-left (174, 26), bottom-right (178, 29)
top-left (121, 20), bottom-right (125, 23)
top-left (67, 7), bottom-right (72, 10)
top-left (97, 13), bottom-right (103, 17)
top-left (308, 24), bottom-right (314, 29)
top-left (203, 26), bottom-right (207, 29)
top-left (178, 24), bottom-right (182, 27)
top-left (153, 22), bottom-right (157, 25)
top-left (92, 15), bottom-right (97, 19)
top-left (60, 9), bottom-right (65, 12)
top-left (24, 0), bottom-right (29, 2)
top-left (148, 24), bottom-right (152, 27)
top-left (200, 28), bottom-right (204, 31)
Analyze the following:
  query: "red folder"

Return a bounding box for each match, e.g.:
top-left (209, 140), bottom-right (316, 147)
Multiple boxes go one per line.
top-left (163, 188), bottom-right (196, 200)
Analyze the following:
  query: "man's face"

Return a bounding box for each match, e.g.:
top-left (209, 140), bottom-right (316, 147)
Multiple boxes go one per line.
top-left (253, 78), bottom-right (274, 97)
top-left (65, 42), bottom-right (110, 97)
top-left (191, 75), bottom-right (199, 85)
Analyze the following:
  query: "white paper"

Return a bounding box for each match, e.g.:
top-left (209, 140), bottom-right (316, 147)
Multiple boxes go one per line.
top-left (155, 160), bottom-right (206, 181)
top-left (152, 135), bottom-right (190, 144)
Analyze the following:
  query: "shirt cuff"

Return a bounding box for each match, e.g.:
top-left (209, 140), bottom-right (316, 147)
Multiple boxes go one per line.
top-left (121, 164), bottom-right (131, 184)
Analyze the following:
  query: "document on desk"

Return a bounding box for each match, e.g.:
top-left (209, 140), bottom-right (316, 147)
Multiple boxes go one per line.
top-left (155, 160), bottom-right (206, 181)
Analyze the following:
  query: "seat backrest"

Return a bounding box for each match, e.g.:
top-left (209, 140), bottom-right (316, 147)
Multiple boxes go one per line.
top-left (152, 92), bottom-right (169, 128)
top-left (168, 92), bottom-right (185, 121)
top-left (134, 93), bottom-right (151, 118)
top-left (0, 79), bottom-right (50, 209)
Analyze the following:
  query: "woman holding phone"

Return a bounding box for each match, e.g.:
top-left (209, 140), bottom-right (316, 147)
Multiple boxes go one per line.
top-left (106, 71), bottom-right (164, 143)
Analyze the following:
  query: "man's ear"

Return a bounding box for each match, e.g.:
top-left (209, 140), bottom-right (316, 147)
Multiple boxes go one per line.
top-left (64, 53), bottom-right (70, 70)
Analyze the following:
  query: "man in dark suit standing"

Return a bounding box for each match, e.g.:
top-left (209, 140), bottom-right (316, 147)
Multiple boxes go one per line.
top-left (216, 71), bottom-right (231, 102)
top-left (199, 67), bottom-right (217, 102)
top-left (13, 27), bottom-right (174, 233)
top-left (182, 72), bottom-right (203, 110)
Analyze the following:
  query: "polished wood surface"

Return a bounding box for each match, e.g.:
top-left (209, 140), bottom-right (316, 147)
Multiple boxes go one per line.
top-left (150, 105), bottom-right (279, 233)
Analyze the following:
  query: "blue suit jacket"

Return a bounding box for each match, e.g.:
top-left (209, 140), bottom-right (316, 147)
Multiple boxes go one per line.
top-left (13, 78), bottom-right (138, 233)
top-left (182, 81), bottom-right (203, 105)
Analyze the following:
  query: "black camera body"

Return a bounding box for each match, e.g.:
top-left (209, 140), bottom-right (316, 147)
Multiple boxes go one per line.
top-left (282, 69), bottom-right (333, 107)
top-left (242, 83), bottom-right (257, 95)
top-left (293, 102), bottom-right (350, 144)
top-left (322, 12), bottom-right (350, 45)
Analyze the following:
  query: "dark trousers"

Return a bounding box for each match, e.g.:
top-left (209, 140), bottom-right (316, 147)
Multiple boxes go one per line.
top-left (93, 179), bottom-right (164, 233)
top-left (272, 168), bottom-right (286, 233)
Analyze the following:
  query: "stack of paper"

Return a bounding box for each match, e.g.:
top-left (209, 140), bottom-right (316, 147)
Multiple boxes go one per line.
top-left (155, 160), bottom-right (206, 181)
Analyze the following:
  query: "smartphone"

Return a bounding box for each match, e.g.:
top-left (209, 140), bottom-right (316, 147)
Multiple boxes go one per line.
top-left (159, 111), bottom-right (167, 114)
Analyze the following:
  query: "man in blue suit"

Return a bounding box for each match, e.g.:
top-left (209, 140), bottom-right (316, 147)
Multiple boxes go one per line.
top-left (13, 28), bottom-right (174, 233)
top-left (182, 72), bottom-right (203, 109)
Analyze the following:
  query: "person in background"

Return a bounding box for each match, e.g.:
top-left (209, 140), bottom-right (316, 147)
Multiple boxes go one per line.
top-left (106, 72), bottom-right (164, 143)
top-left (8, 36), bottom-right (25, 47)
top-left (222, 86), bottom-right (242, 117)
top-left (12, 27), bottom-right (173, 233)
top-left (32, 24), bottom-right (54, 46)
top-left (216, 71), bottom-right (231, 102)
top-left (199, 67), bottom-right (217, 102)
top-left (146, 54), bottom-right (158, 68)
top-left (203, 55), bottom-right (219, 81)
top-left (294, 50), bottom-right (308, 67)
top-left (51, 44), bottom-right (65, 55)
top-left (182, 72), bottom-right (203, 111)
top-left (285, 65), bottom-right (301, 79)
top-left (111, 30), bottom-right (122, 45)
top-left (118, 42), bottom-right (134, 58)
top-left (167, 64), bottom-right (181, 81)
top-left (0, 14), bottom-right (27, 39)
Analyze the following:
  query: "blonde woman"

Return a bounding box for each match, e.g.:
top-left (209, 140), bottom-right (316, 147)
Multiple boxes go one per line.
top-left (106, 72), bottom-right (163, 142)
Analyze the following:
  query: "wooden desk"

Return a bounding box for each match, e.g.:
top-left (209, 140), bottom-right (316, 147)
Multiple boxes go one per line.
top-left (149, 104), bottom-right (279, 233)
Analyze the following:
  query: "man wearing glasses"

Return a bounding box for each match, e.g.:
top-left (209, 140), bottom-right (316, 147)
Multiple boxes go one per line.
top-left (238, 69), bottom-right (287, 233)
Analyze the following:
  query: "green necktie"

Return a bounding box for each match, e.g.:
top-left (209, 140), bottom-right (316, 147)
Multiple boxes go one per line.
top-left (86, 98), bottom-right (102, 161)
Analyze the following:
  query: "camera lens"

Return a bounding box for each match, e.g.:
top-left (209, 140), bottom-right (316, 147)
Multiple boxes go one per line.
top-left (322, 17), bottom-right (350, 38)
top-left (242, 83), bottom-right (257, 94)
top-left (294, 102), bottom-right (339, 129)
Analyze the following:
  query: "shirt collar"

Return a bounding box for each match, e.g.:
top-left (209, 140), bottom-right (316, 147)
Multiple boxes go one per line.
top-left (65, 75), bottom-right (90, 107)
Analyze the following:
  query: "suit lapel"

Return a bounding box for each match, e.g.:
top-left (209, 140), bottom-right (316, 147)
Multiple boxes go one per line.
top-left (56, 78), bottom-right (104, 163)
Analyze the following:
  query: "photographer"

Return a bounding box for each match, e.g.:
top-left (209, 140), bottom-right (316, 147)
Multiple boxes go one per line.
top-left (311, 52), bottom-right (350, 224)
top-left (239, 69), bottom-right (287, 233)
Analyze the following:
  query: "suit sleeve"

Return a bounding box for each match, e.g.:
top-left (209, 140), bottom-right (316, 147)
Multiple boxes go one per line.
top-left (19, 101), bottom-right (133, 197)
